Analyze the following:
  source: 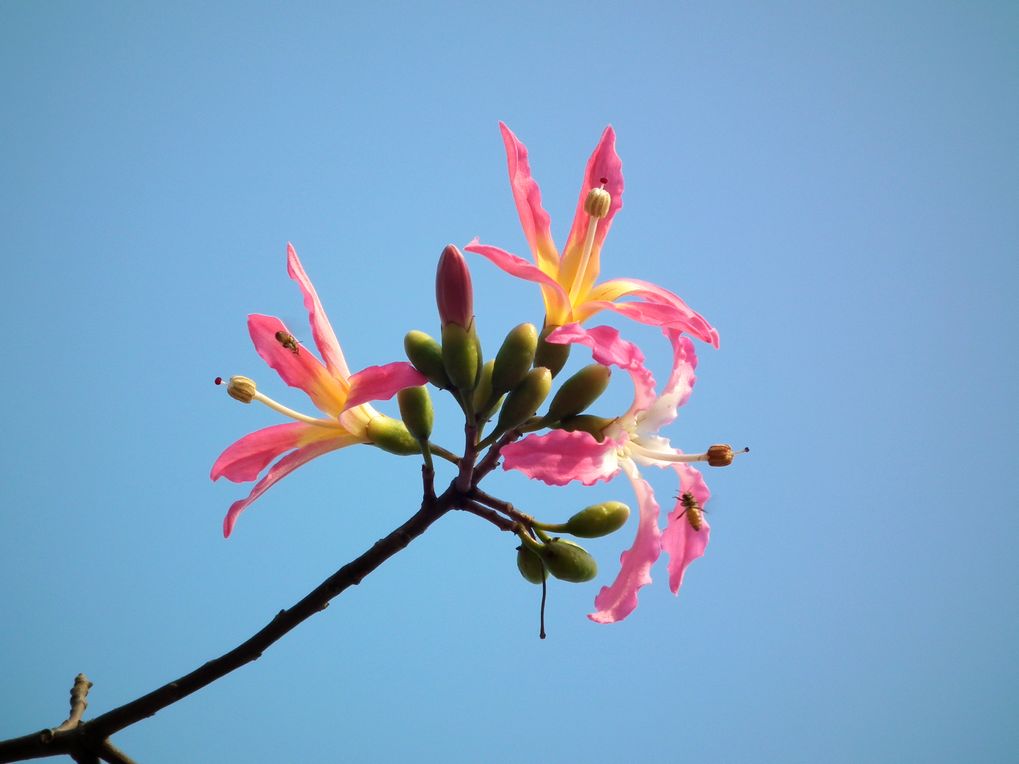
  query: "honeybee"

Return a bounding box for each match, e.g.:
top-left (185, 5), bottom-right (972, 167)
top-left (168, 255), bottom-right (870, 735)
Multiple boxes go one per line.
top-left (676, 491), bottom-right (705, 532)
top-left (274, 331), bottom-right (300, 355)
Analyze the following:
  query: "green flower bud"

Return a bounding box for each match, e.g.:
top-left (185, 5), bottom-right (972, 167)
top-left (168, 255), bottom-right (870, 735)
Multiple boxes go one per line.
top-left (516, 545), bottom-right (547, 584)
top-left (404, 330), bottom-right (452, 389)
top-left (397, 386), bottom-right (433, 442)
top-left (496, 367), bottom-right (552, 434)
top-left (441, 322), bottom-right (480, 392)
top-left (545, 364), bottom-right (611, 422)
top-left (565, 502), bottom-right (630, 538)
top-left (558, 415), bottom-right (615, 442)
top-left (366, 415), bottom-right (421, 455)
top-left (472, 360), bottom-right (495, 412)
top-left (537, 538), bottom-right (598, 583)
top-left (492, 323), bottom-right (538, 395)
top-left (534, 324), bottom-right (571, 377)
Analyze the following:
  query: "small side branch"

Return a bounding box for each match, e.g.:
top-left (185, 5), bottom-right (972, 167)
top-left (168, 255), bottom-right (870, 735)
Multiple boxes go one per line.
top-left (50, 674), bottom-right (93, 735)
top-left (455, 499), bottom-right (518, 532)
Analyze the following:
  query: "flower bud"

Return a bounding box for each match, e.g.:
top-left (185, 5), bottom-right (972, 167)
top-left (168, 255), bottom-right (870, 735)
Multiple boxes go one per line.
top-left (565, 501), bottom-right (630, 538)
top-left (397, 386), bottom-right (433, 442)
top-left (404, 330), bottom-right (452, 389)
top-left (366, 415), bottom-right (421, 455)
top-left (441, 322), bottom-right (480, 393)
top-left (537, 538), bottom-right (598, 583)
top-left (557, 415), bottom-right (615, 442)
top-left (545, 364), bottom-right (610, 422)
top-left (492, 323), bottom-right (538, 395)
top-left (435, 244), bottom-right (473, 328)
top-left (516, 545), bottom-right (547, 584)
top-left (227, 376), bottom-right (257, 404)
top-left (472, 360), bottom-right (495, 411)
top-left (707, 444), bottom-right (735, 466)
top-left (496, 367), bottom-right (552, 433)
top-left (534, 324), bottom-right (571, 377)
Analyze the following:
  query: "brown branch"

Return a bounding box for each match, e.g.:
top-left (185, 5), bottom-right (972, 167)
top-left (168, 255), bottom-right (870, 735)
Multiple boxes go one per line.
top-left (455, 499), bottom-right (518, 532)
top-left (0, 490), bottom-right (455, 762)
top-left (470, 489), bottom-right (534, 527)
top-left (96, 740), bottom-right (136, 764)
top-left (472, 428), bottom-right (523, 485)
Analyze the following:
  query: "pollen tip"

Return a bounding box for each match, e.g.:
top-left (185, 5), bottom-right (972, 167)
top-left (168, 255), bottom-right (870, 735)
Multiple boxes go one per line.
top-left (214, 376), bottom-right (223, 385)
top-left (599, 176), bottom-right (608, 184)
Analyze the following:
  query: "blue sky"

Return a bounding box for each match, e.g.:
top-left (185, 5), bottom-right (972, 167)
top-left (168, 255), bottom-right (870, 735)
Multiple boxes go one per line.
top-left (1, 2), bottom-right (1017, 761)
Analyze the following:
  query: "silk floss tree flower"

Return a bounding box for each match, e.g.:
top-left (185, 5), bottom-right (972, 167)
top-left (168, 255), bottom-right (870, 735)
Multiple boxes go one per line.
top-left (465, 123), bottom-right (719, 374)
top-left (500, 323), bottom-right (746, 623)
top-left (211, 244), bottom-right (427, 537)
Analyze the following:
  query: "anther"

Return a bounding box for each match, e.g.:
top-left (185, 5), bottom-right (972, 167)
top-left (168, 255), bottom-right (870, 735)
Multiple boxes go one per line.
top-left (706, 444), bottom-right (749, 467)
top-left (226, 376), bottom-right (257, 404)
top-left (214, 377), bottom-right (223, 385)
top-left (584, 187), bottom-right (612, 219)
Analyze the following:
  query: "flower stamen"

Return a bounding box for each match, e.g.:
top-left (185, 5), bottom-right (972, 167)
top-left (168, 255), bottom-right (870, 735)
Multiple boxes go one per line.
top-left (567, 183), bottom-right (612, 306)
top-left (628, 442), bottom-right (749, 466)
top-left (218, 374), bottom-right (344, 429)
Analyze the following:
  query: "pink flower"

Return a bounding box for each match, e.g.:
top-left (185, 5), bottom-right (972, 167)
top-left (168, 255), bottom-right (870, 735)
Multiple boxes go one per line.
top-left (501, 324), bottom-right (732, 623)
top-left (211, 244), bottom-right (426, 537)
top-left (466, 123), bottom-right (719, 347)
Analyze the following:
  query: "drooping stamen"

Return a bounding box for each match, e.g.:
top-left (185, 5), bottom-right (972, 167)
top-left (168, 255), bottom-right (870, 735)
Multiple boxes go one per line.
top-left (218, 375), bottom-right (344, 429)
top-left (567, 183), bottom-right (612, 306)
top-left (628, 442), bottom-right (749, 467)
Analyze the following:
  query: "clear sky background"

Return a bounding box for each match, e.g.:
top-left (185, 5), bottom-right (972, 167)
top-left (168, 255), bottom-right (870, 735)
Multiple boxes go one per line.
top-left (1, 2), bottom-right (1016, 762)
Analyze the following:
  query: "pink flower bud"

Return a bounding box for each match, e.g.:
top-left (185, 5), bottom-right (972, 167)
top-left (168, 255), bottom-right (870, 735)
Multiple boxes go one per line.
top-left (435, 244), bottom-right (474, 328)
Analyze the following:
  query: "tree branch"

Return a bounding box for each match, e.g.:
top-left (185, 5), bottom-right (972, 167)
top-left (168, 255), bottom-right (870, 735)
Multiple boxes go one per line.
top-left (0, 490), bottom-right (454, 762)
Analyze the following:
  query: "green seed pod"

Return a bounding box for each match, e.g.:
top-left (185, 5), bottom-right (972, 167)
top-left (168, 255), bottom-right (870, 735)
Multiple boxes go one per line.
top-left (492, 323), bottom-right (538, 394)
top-left (366, 415), bottom-right (421, 455)
top-left (565, 501), bottom-right (631, 538)
top-left (397, 386), bottom-right (433, 442)
top-left (516, 545), bottom-right (547, 584)
top-left (558, 415), bottom-right (615, 442)
top-left (472, 360), bottom-right (495, 412)
top-left (441, 322), bottom-right (480, 392)
top-left (534, 324), bottom-right (571, 377)
top-left (537, 538), bottom-right (598, 583)
top-left (545, 364), bottom-right (611, 422)
top-left (404, 330), bottom-right (451, 389)
top-left (496, 367), bottom-right (552, 433)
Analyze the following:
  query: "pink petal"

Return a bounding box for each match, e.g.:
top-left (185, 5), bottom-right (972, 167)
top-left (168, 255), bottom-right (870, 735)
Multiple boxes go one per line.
top-left (248, 314), bottom-right (348, 416)
top-left (211, 422), bottom-right (320, 483)
top-left (660, 464), bottom-right (711, 595)
top-left (498, 123), bottom-right (560, 276)
top-left (344, 362), bottom-right (426, 411)
top-left (501, 430), bottom-right (621, 487)
top-left (584, 277), bottom-right (720, 348)
top-left (546, 323), bottom-right (657, 418)
top-left (636, 331), bottom-right (697, 434)
top-left (560, 127), bottom-right (624, 297)
top-left (464, 238), bottom-right (572, 323)
top-left (589, 459), bottom-right (662, 624)
top-left (222, 437), bottom-right (355, 538)
top-left (286, 243), bottom-right (351, 377)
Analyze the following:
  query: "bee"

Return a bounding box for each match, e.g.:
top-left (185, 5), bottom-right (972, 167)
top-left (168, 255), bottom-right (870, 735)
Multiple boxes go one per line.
top-left (274, 330), bottom-right (300, 355)
top-left (676, 491), bottom-right (705, 532)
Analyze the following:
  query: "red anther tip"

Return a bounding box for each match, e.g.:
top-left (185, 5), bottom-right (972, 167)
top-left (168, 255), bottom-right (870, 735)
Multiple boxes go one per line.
top-left (214, 377), bottom-right (223, 385)
top-left (599, 176), bottom-right (608, 184)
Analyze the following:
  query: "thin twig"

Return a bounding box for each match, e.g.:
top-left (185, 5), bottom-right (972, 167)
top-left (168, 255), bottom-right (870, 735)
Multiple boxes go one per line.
top-left (50, 675), bottom-right (92, 735)
top-left (455, 499), bottom-right (518, 532)
top-left (470, 489), bottom-right (534, 527)
top-left (96, 740), bottom-right (136, 764)
top-left (472, 429), bottom-right (522, 484)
